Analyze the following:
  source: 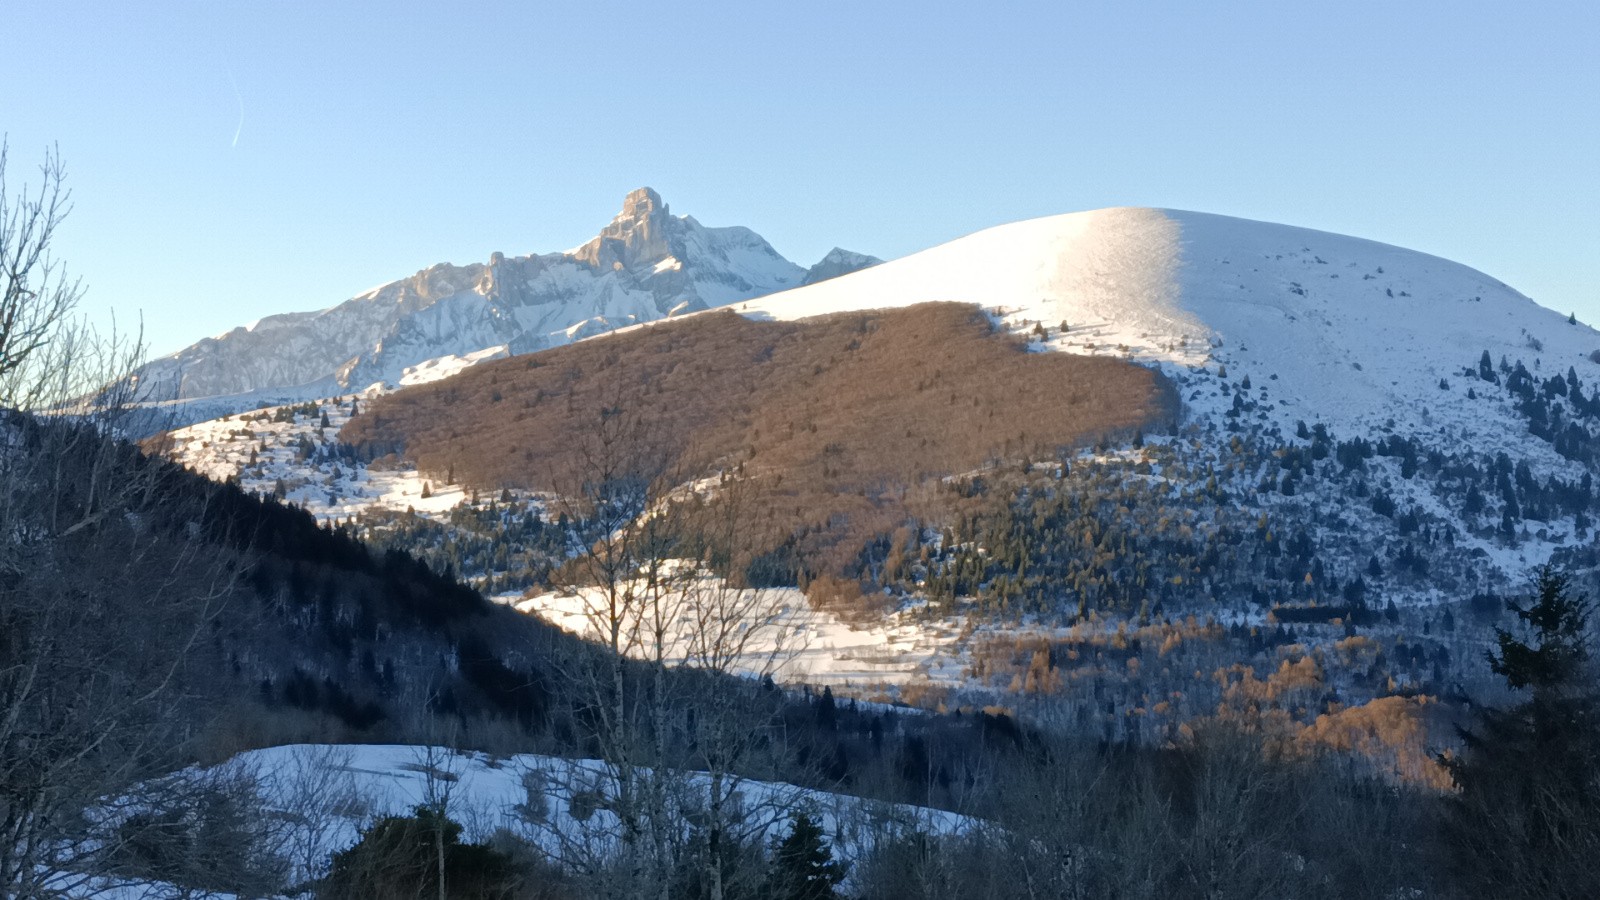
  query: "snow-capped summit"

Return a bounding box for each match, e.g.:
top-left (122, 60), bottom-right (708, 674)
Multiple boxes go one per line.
top-left (739, 206), bottom-right (1600, 465)
top-left (130, 189), bottom-right (826, 411)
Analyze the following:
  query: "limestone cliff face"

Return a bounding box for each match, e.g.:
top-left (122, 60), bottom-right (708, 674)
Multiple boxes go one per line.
top-left (572, 187), bottom-right (676, 274)
top-left (134, 189), bottom-right (810, 404)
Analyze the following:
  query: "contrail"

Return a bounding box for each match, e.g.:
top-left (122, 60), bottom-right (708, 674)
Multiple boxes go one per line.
top-left (227, 67), bottom-right (244, 148)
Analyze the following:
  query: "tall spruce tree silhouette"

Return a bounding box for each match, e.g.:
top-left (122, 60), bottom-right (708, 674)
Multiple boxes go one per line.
top-left (765, 812), bottom-right (846, 900)
top-left (1442, 565), bottom-right (1600, 898)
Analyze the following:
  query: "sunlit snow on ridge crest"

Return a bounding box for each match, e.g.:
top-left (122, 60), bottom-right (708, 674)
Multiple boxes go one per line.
top-left (734, 205), bottom-right (1600, 466)
top-left (397, 344), bottom-right (510, 386)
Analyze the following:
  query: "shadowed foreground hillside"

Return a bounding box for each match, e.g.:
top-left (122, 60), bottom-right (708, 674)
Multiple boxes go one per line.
top-left (341, 302), bottom-right (1177, 580)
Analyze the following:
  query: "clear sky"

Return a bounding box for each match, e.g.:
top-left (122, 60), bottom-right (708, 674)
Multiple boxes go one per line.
top-left (3, 1), bottom-right (1596, 359)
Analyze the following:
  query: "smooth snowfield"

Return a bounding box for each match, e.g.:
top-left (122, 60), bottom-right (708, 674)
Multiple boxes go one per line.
top-left (738, 206), bottom-right (1600, 461)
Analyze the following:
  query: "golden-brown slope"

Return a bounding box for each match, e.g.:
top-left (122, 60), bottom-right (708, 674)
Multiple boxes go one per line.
top-left (341, 302), bottom-right (1177, 580)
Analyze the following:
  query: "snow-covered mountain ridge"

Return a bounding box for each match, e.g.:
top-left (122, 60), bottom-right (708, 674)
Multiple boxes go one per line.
top-left (735, 206), bottom-right (1598, 461)
top-left (129, 188), bottom-right (878, 416)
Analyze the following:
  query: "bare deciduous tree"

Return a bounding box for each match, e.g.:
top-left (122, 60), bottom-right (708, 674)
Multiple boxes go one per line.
top-left (526, 402), bottom-right (812, 899)
top-left (674, 481), bottom-right (810, 900)
top-left (0, 141), bottom-right (79, 394)
top-left (265, 744), bottom-right (364, 890)
top-left (0, 141), bottom-right (237, 897)
top-left (537, 404), bottom-right (684, 898)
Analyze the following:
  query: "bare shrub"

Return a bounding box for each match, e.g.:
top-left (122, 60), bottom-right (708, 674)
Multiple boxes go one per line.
top-left (103, 761), bottom-right (289, 897)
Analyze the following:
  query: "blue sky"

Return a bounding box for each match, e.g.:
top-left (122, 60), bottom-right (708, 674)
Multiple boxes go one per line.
top-left (4, 1), bottom-right (1596, 358)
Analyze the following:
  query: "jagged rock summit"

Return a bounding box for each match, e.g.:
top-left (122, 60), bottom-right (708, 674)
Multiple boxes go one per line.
top-left (132, 189), bottom-right (875, 416)
top-left (572, 187), bottom-right (676, 271)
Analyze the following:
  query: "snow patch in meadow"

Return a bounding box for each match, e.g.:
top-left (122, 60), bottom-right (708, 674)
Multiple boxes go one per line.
top-left (502, 583), bottom-right (967, 691)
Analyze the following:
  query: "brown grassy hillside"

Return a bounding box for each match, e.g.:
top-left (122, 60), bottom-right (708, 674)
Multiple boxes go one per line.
top-left (341, 302), bottom-right (1177, 582)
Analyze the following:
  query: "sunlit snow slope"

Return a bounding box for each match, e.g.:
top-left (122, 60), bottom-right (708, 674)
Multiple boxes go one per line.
top-left (737, 207), bottom-right (1600, 461)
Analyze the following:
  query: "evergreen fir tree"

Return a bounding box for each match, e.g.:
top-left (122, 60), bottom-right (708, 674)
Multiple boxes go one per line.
top-left (1441, 565), bottom-right (1600, 897)
top-left (1464, 483), bottom-right (1486, 515)
top-left (765, 812), bottom-right (846, 900)
top-left (815, 686), bottom-right (838, 731)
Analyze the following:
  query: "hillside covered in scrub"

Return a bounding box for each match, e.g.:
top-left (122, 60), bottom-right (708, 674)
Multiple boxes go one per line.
top-left (339, 301), bottom-right (1176, 578)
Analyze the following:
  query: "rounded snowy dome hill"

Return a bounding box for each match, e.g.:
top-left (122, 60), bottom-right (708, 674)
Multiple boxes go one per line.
top-left (739, 206), bottom-right (1600, 465)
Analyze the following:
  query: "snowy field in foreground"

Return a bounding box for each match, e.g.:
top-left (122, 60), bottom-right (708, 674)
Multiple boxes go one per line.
top-left (79, 743), bottom-right (973, 898)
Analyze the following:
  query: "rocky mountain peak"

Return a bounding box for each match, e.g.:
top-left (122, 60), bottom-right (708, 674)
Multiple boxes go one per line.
top-left (574, 187), bottom-right (676, 271)
top-left (620, 186), bottom-right (666, 220)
